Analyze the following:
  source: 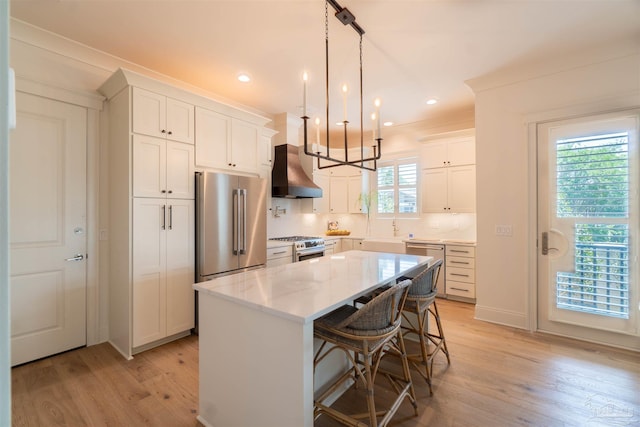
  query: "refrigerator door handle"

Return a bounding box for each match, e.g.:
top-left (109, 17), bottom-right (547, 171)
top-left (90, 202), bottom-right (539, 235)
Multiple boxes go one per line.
top-left (239, 189), bottom-right (247, 254)
top-left (232, 189), bottom-right (239, 255)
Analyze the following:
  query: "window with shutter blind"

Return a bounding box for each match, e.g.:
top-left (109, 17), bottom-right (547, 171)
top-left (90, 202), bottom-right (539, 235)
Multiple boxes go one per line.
top-left (376, 159), bottom-right (418, 215)
top-left (555, 132), bottom-right (631, 318)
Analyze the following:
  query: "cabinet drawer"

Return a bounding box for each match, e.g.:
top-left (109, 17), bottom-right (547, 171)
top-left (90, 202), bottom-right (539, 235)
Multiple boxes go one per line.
top-left (446, 245), bottom-right (475, 257)
top-left (446, 266), bottom-right (475, 284)
top-left (267, 246), bottom-right (293, 260)
top-left (446, 281), bottom-right (475, 298)
top-left (446, 255), bottom-right (475, 269)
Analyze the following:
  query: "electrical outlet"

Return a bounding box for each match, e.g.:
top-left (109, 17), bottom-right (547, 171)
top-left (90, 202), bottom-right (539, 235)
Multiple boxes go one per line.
top-left (495, 225), bottom-right (513, 236)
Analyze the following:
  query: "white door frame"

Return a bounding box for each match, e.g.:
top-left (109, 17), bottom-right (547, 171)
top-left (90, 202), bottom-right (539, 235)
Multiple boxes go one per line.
top-left (14, 76), bottom-right (105, 346)
top-left (526, 93), bottom-right (640, 350)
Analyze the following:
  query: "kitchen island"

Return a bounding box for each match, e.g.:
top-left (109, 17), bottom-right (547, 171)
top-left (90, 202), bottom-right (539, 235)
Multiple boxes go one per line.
top-left (194, 250), bottom-right (431, 427)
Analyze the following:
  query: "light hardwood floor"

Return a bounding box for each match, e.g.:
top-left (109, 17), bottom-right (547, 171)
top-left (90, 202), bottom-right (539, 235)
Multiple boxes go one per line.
top-left (12, 300), bottom-right (640, 426)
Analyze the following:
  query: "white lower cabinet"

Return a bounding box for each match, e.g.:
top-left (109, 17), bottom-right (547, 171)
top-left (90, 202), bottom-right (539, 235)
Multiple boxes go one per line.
top-left (445, 244), bottom-right (476, 300)
top-left (341, 238), bottom-right (363, 251)
top-left (266, 245), bottom-right (293, 267)
top-left (132, 198), bottom-right (194, 348)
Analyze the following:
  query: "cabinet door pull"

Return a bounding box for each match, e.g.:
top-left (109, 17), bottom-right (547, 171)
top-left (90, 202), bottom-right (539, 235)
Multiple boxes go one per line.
top-left (272, 250), bottom-right (287, 255)
top-left (161, 205), bottom-right (166, 230)
top-left (450, 249), bottom-right (469, 254)
top-left (450, 287), bottom-right (469, 292)
top-left (451, 273), bottom-right (470, 278)
top-left (168, 205), bottom-right (173, 230)
top-left (450, 260), bottom-right (469, 265)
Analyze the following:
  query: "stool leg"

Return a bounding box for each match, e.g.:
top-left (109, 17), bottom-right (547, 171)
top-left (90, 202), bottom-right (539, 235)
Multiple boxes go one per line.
top-left (417, 305), bottom-right (433, 395)
top-left (397, 331), bottom-right (418, 415)
top-left (362, 350), bottom-right (378, 427)
top-left (431, 301), bottom-right (450, 365)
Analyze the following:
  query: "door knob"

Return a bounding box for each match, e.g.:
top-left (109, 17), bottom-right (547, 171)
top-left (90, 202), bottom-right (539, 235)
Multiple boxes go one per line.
top-left (65, 254), bottom-right (85, 261)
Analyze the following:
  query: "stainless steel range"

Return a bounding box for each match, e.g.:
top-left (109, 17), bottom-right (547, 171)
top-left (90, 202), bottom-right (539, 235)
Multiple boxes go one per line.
top-left (269, 236), bottom-right (326, 262)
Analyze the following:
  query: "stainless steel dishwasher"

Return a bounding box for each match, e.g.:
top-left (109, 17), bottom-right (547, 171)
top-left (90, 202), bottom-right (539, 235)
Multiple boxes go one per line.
top-left (405, 241), bottom-right (446, 297)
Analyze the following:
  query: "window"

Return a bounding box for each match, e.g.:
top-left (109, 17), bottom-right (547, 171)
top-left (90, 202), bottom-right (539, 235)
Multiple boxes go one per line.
top-left (376, 159), bottom-right (418, 215)
top-left (555, 132), bottom-right (631, 318)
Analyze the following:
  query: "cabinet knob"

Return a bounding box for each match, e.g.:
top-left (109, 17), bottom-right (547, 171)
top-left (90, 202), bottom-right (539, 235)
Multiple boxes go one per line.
top-left (228, 163), bottom-right (232, 166)
top-left (168, 131), bottom-right (173, 135)
top-left (161, 129), bottom-right (166, 134)
top-left (161, 190), bottom-right (167, 194)
top-left (168, 190), bottom-right (173, 194)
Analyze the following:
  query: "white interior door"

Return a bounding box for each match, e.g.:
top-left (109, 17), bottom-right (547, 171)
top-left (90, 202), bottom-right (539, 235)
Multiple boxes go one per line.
top-left (9, 92), bottom-right (87, 366)
top-left (537, 110), bottom-right (639, 349)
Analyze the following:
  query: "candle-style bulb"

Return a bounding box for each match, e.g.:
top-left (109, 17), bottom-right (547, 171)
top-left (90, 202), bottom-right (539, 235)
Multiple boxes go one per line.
top-left (371, 113), bottom-right (377, 140)
top-left (374, 98), bottom-right (381, 139)
top-left (302, 71), bottom-right (308, 117)
top-left (342, 84), bottom-right (348, 122)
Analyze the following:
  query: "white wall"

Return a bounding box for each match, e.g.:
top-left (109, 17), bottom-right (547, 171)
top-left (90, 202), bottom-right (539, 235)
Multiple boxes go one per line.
top-left (1, 2), bottom-right (11, 424)
top-left (468, 50), bottom-right (640, 329)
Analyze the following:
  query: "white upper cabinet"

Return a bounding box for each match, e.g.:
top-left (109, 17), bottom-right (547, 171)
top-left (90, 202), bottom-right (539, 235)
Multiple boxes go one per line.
top-left (195, 106), bottom-right (266, 174)
top-left (420, 131), bottom-right (476, 213)
top-left (311, 172), bottom-right (330, 214)
top-left (422, 165), bottom-right (476, 213)
top-left (231, 119), bottom-right (259, 172)
top-left (132, 135), bottom-right (195, 199)
top-left (327, 169), bottom-right (363, 214)
top-left (195, 107), bottom-right (231, 170)
top-left (421, 136), bottom-right (475, 169)
top-left (132, 87), bottom-right (194, 144)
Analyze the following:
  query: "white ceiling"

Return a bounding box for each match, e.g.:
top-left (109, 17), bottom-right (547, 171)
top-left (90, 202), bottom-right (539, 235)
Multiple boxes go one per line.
top-left (9, 0), bottom-right (640, 130)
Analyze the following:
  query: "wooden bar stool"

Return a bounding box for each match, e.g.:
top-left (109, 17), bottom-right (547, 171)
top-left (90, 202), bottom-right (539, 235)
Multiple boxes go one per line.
top-left (313, 280), bottom-right (417, 427)
top-left (399, 259), bottom-right (450, 395)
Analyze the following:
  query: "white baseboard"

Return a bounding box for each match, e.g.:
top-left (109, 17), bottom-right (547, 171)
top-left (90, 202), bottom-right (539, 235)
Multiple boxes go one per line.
top-left (474, 304), bottom-right (529, 330)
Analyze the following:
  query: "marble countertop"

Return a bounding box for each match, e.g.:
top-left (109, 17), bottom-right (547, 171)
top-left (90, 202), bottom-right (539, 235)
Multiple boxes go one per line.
top-left (194, 250), bottom-right (431, 324)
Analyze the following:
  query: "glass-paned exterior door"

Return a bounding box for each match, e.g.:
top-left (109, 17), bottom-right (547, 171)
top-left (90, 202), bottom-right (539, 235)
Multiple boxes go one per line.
top-left (537, 111), bottom-right (639, 346)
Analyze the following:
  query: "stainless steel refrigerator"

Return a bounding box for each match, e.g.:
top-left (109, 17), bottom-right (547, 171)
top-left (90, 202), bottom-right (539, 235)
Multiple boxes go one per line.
top-left (195, 171), bottom-right (267, 282)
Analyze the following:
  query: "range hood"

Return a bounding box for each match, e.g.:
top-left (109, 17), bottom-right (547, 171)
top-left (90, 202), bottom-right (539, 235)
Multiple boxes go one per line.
top-left (271, 144), bottom-right (322, 198)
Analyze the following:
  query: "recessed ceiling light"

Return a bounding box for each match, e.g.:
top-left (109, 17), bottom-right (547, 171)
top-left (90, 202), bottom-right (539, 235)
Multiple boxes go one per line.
top-left (426, 98), bottom-right (438, 105)
top-left (237, 73), bottom-right (251, 83)
top-left (383, 121), bottom-right (393, 127)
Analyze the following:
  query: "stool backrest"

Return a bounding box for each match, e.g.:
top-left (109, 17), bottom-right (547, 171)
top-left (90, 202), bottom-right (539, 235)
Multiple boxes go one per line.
top-left (338, 280), bottom-right (411, 334)
top-left (408, 259), bottom-right (443, 297)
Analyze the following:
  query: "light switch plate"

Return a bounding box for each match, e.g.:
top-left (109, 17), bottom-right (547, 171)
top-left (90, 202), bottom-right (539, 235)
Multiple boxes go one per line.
top-left (495, 225), bottom-right (513, 236)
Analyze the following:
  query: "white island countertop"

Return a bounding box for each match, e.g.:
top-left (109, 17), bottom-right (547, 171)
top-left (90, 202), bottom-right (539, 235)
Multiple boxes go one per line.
top-left (194, 250), bottom-right (431, 324)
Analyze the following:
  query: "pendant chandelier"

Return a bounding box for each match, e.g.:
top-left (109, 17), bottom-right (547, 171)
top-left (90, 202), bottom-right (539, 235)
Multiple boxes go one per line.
top-left (301, 0), bottom-right (382, 172)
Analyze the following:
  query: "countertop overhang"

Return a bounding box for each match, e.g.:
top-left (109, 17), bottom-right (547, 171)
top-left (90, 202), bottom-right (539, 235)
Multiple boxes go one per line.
top-left (194, 250), bottom-right (432, 324)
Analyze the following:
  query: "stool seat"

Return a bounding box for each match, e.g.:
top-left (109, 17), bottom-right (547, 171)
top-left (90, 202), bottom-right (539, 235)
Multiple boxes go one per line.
top-left (313, 280), bottom-right (417, 427)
